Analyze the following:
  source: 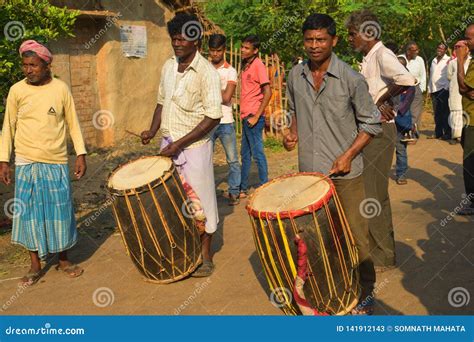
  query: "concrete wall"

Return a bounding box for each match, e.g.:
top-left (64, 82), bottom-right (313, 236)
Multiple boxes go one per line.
top-left (50, 0), bottom-right (174, 148)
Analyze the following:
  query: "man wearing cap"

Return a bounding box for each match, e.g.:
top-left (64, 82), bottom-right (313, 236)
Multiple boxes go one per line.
top-left (0, 40), bottom-right (87, 285)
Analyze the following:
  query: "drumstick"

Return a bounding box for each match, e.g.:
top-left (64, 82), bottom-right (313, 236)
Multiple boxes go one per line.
top-left (125, 129), bottom-right (142, 138)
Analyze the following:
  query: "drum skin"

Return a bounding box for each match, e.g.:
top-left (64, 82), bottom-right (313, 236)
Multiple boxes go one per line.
top-left (247, 172), bottom-right (360, 315)
top-left (107, 156), bottom-right (202, 284)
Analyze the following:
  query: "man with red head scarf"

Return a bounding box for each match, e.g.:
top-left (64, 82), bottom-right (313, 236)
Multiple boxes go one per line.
top-left (0, 40), bottom-right (87, 285)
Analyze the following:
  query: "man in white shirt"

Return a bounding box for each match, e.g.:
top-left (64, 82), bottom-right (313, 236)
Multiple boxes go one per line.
top-left (346, 9), bottom-right (417, 275)
top-left (428, 43), bottom-right (451, 139)
top-left (405, 41), bottom-right (426, 129)
top-left (208, 34), bottom-right (241, 206)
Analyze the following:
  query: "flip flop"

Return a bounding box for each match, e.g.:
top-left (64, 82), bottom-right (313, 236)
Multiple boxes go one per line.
top-left (458, 207), bottom-right (474, 216)
top-left (191, 260), bottom-right (215, 277)
top-left (20, 270), bottom-right (42, 286)
top-left (55, 264), bottom-right (84, 278)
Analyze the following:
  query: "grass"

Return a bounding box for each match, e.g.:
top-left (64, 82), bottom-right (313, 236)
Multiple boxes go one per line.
top-left (263, 136), bottom-right (285, 152)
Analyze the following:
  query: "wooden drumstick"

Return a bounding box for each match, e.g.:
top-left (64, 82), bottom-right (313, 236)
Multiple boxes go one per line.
top-left (125, 129), bottom-right (142, 138)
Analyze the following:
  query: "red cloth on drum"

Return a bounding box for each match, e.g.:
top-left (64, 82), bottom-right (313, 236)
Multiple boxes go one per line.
top-left (179, 173), bottom-right (206, 234)
top-left (293, 236), bottom-right (329, 316)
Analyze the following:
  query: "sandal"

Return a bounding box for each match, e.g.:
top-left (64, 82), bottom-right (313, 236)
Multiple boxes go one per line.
top-left (191, 260), bottom-right (215, 277)
top-left (351, 297), bottom-right (375, 315)
top-left (20, 270), bottom-right (42, 286)
top-left (458, 206), bottom-right (474, 216)
top-left (55, 264), bottom-right (84, 278)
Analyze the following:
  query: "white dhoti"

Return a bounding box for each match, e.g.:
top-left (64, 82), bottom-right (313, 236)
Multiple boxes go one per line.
top-left (161, 138), bottom-right (219, 234)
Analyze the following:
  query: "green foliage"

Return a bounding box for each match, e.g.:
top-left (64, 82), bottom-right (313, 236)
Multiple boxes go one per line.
top-left (0, 0), bottom-right (78, 121)
top-left (264, 135), bottom-right (285, 152)
top-left (204, 0), bottom-right (474, 67)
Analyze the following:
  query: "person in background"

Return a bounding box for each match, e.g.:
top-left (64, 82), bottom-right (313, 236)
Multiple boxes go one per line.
top-left (346, 9), bottom-right (417, 273)
top-left (428, 42), bottom-right (451, 140)
top-left (404, 41), bottom-right (426, 140)
top-left (456, 24), bottom-right (474, 215)
top-left (447, 41), bottom-right (472, 145)
top-left (394, 56), bottom-right (416, 185)
top-left (239, 34), bottom-right (271, 198)
top-left (208, 34), bottom-right (241, 205)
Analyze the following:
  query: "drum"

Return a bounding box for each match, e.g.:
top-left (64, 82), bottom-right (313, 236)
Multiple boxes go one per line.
top-left (246, 173), bottom-right (360, 315)
top-left (107, 156), bottom-right (202, 284)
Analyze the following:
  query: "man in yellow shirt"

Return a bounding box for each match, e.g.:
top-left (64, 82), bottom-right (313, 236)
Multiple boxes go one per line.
top-left (0, 40), bottom-right (87, 285)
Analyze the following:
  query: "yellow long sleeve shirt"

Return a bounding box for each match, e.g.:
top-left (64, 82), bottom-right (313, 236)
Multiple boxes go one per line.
top-left (0, 78), bottom-right (87, 164)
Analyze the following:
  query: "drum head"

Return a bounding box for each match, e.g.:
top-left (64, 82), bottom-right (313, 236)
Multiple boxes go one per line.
top-left (108, 156), bottom-right (172, 191)
top-left (249, 174), bottom-right (331, 213)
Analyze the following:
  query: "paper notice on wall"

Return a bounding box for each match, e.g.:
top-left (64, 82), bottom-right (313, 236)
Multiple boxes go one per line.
top-left (120, 25), bottom-right (147, 58)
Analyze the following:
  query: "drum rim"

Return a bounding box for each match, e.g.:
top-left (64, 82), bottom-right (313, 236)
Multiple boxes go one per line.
top-left (106, 155), bottom-right (175, 196)
top-left (245, 172), bottom-right (335, 220)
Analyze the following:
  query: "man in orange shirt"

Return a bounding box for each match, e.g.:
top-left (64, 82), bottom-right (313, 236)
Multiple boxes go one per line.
top-left (239, 35), bottom-right (272, 197)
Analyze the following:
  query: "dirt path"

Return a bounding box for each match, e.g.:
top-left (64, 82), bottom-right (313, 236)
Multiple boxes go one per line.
top-left (0, 119), bottom-right (472, 315)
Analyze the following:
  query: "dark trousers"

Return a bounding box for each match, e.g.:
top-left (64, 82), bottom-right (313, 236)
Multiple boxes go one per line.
top-left (363, 122), bottom-right (397, 267)
top-left (461, 126), bottom-right (474, 199)
top-left (333, 175), bottom-right (376, 298)
top-left (431, 89), bottom-right (451, 139)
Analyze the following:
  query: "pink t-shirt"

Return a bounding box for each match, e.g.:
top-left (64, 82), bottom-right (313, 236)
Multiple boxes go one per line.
top-left (240, 57), bottom-right (270, 118)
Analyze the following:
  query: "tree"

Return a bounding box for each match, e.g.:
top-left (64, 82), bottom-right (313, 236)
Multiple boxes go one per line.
top-left (204, 0), bottom-right (473, 66)
top-left (0, 0), bottom-right (78, 122)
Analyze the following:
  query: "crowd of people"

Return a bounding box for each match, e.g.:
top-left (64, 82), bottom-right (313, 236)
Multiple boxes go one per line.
top-left (0, 8), bottom-right (473, 316)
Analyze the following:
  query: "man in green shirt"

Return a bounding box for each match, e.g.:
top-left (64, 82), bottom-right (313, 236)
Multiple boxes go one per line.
top-left (457, 23), bottom-right (474, 215)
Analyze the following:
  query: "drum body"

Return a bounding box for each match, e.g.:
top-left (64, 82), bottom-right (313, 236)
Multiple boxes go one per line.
top-left (246, 173), bottom-right (360, 315)
top-left (107, 156), bottom-right (202, 284)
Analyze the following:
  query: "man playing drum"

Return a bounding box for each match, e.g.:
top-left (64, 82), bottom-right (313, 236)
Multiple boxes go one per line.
top-left (141, 13), bottom-right (222, 277)
top-left (283, 14), bottom-right (382, 315)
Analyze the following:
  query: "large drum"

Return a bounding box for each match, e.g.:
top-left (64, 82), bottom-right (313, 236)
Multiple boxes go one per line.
top-left (246, 173), bottom-right (360, 315)
top-left (107, 156), bottom-right (202, 284)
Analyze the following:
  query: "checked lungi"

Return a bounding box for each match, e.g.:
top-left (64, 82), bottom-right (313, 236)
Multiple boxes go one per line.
top-left (11, 163), bottom-right (77, 259)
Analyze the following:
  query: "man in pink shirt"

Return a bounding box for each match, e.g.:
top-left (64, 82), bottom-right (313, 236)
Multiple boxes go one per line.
top-left (239, 35), bottom-right (272, 197)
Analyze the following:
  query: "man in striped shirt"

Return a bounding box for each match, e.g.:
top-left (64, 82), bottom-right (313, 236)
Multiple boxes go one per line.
top-left (141, 13), bottom-right (223, 277)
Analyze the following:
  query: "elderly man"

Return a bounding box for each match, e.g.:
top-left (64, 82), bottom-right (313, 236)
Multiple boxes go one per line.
top-left (346, 9), bottom-right (417, 272)
top-left (141, 13), bottom-right (222, 277)
top-left (284, 13), bottom-right (381, 315)
top-left (0, 40), bottom-right (87, 285)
